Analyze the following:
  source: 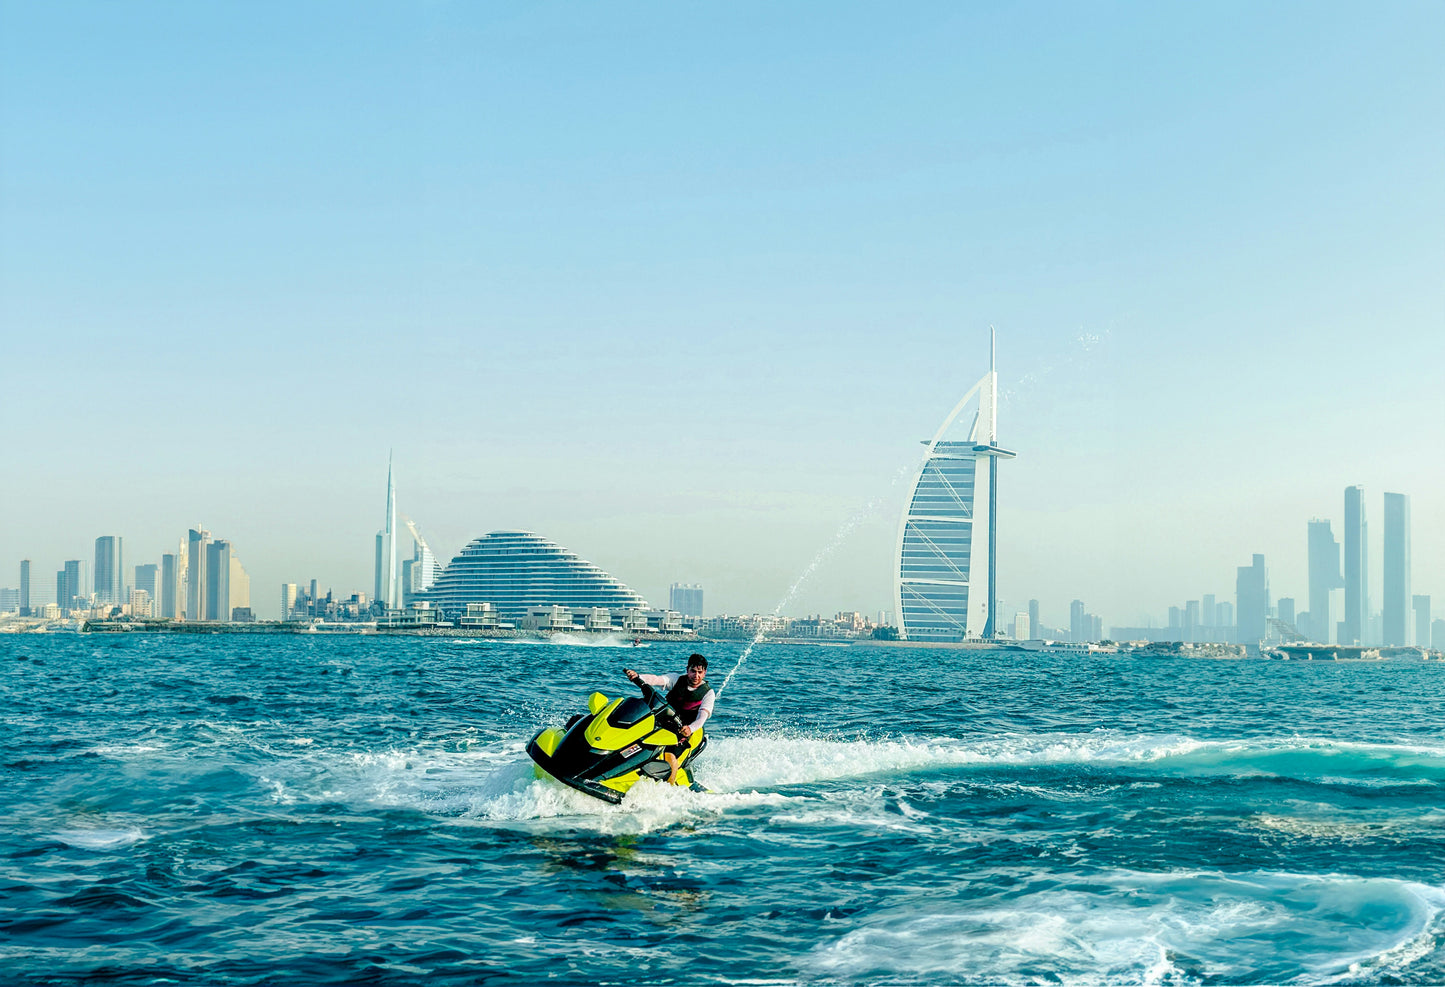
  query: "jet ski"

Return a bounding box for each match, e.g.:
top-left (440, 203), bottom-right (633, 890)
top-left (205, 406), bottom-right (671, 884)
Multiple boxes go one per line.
top-left (527, 679), bottom-right (707, 804)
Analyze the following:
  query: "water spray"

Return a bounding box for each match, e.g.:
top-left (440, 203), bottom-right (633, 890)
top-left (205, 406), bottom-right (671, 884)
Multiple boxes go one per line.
top-left (715, 462), bottom-right (917, 697)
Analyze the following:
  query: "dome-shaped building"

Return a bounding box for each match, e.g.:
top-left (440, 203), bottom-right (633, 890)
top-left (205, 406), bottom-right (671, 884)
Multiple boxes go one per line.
top-left (424, 531), bottom-right (649, 621)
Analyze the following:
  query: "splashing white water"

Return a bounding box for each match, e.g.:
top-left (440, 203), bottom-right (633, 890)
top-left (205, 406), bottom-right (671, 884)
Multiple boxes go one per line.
top-left (808, 869), bottom-right (1445, 985)
top-left (44, 827), bottom-right (149, 850)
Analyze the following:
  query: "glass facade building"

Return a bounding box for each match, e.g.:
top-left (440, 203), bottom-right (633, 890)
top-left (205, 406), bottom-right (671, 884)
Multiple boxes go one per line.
top-left (94, 535), bottom-right (123, 605)
top-left (1382, 492), bottom-right (1411, 646)
top-left (897, 442), bottom-right (982, 641)
top-left (895, 335), bottom-right (1015, 642)
top-left (425, 531), bottom-right (649, 621)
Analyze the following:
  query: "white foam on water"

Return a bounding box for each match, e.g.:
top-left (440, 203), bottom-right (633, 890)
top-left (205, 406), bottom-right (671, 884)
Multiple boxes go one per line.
top-left (544, 632), bottom-right (651, 649)
top-left (43, 827), bottom-right (148, 850)
top-left (455, 765), bottom-right (792, 835)
top-left (718, 731), bottom-right (1445, 789)
top-left (1332, 919), bottom-right (1444, 984)
top-left (506, 633), bottom-right (651, 649)
top-left (1249, 809), bottom-right (1445, 843)
top-left (765, 805), bottom-right (936, 836)
top-left (257, 744), bottom-right (513, 812)
top-left (252, 736), bottom-right (789, 835)
top-left (695, 730), bottom-right (1207, 792)
top-left (258, 726), bottom-right (1203, 832)
top-left (84, 744), bottom-right (164, 756)
top-left (245, 727), bottom-right (1445, 842)
top-left (1317, 774), bottom-right (1436, 788)
top-left (807, 870), bottom-right (1445, 985)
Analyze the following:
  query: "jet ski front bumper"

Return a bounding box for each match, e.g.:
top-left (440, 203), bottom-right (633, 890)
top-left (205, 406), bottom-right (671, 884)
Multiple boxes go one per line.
top-left (526, 738), bottom-right (627, 805)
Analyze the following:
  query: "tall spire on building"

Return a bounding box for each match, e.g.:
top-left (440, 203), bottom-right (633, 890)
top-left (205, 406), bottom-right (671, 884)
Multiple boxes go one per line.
top-left (982, 325), bottom-right (1005, 638)
top-left (988, 324), bottom-right (998, 445)
top-left (384, 452), bottom-right (399, 610)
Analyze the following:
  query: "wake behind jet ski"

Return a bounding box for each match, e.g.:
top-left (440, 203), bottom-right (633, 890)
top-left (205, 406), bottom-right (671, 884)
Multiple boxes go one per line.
top-left (527, 654), bottom-right (715, 805)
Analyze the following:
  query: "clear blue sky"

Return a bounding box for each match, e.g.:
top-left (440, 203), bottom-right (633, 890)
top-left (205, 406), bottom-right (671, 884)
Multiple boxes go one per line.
top-left (2, 1), bottom-right (1441, 624)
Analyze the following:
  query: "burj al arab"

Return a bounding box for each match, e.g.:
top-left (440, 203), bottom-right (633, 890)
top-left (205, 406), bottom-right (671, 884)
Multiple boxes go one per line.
top-left (894, 331), bottom-right (1016, 642)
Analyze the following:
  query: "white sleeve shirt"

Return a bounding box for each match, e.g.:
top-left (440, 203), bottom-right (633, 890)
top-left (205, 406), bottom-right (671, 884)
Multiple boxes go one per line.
top-left (635, 672), bottom-right (715, 731)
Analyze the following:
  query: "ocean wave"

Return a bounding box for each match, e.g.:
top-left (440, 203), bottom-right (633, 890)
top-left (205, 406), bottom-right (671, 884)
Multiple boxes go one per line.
top-left (1248, 810), bottom-right (1445, 844)
top-left (694, 731), bottom-right (1204, 791)
top-left (42, 827), bottom-right (148, 850)
top-left (248, 739), bottom-right (790, 835)
top-left (239, 728), bottom-right (1445, 835)
top-left (693, 731), bottom-right (1445, 792)
top-left (807, 869), bottom-right (1445, 984)
top-left (513, 633), bottom-right (652, 649)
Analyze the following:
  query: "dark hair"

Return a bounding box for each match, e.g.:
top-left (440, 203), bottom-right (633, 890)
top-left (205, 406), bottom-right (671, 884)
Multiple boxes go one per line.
top-left (687, 653), bottom-right (707, 669)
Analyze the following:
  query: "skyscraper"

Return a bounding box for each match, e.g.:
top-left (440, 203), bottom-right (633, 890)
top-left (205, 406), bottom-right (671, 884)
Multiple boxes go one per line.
top-left (187, 527), bottom-right (210, 619)
top-left (1277, 597), bottom-right (1295, 627)
top-left (381, 455), bottom-right (399, 610)
top-left (94, 535), bottom-right (124, 605)
top-left (1414, 596), bottom-right (1431, 653)
top-left (1383, 492), bottom-right (1411, 646)
top-left (161, 554), bottom-right (179, 618)
top-left (1028, 599), bottom-right (1039, 640)
top-left (374, 533), bottom-right (384, 607)
top-left (134, 564), bottom-right (158, 601)
top-left (1342, 486), bottom-right (1367, 645)
top-left (282, 583), bottom-right (298, 621)
top-left (1070, 599), bottom-right (1086, 643)
top-left (1306, 518), bottom-right (1342, 643)
top-left (669, 583), bottom-right (704, 617)
top-left (1201, 593), bottom-right (1215, 628)
top-left (401, 526), bottom-right (440, 606)
top-left (57, 559), bottom-right (84, 612)
top-left (229, 552), bottom-right (250, 616)
top-left (19, 559), bottom-right (30, 616)
top-left (1235, 554), bottom-right (1269, 649)
top-left (1217, 601), bottom-right (1234, 629)
top-left (414, 541), bottom-right (437, 590)
top-left (895, 331), bottom-right (1016, 641)
top-left (206, 540), bottom-right (232, 622)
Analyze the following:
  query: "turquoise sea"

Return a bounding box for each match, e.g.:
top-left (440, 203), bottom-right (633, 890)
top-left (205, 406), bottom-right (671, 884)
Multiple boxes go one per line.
top-left (3, 634), bottom-right (1445, 985)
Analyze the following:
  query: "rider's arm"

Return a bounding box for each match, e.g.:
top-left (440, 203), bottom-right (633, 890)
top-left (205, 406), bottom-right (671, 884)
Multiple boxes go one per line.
top-left (687, 689), bottom-right (716, 732)
top-left (635, 672), bottom-right (676, 688)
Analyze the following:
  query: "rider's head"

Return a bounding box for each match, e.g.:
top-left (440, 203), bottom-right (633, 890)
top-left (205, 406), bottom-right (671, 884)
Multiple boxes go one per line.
top-left (686, 653), bottom-right (707, 684)
top-left (687, 653), bottom-right (707, 670)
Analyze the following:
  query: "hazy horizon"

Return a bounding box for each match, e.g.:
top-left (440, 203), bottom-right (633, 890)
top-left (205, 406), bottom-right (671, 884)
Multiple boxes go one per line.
top-left (2, 2), bottom-right (1441, 625)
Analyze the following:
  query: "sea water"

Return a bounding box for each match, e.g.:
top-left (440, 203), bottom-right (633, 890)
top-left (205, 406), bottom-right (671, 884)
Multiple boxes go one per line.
top-left (3, 635), bottom-right (1444, 985)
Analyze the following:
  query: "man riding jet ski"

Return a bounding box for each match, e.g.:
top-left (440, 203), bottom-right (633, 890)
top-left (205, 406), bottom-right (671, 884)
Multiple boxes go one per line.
top-left (526, 654), bottom-right (715, 804)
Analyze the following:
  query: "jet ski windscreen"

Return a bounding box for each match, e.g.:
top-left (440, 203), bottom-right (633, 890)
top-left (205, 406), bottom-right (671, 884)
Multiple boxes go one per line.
top-left (607, 697), bottom-right (653, 729)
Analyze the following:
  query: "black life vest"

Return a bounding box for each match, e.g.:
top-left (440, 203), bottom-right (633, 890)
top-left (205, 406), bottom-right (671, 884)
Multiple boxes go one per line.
top-left (666, 676), bottom-right (712, 727)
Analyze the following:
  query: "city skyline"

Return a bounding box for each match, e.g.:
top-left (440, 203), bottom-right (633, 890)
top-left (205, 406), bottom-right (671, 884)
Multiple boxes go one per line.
top-left (2, 4), bottom-right (1441, 624)
top-left (3, 478), bottom-right (1435, 642)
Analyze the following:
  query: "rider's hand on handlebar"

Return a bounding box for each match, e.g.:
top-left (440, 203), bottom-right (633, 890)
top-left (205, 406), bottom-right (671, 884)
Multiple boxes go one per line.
top-left (624, 669), bottom-right (639, 682)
